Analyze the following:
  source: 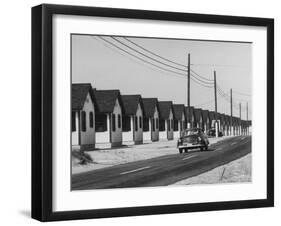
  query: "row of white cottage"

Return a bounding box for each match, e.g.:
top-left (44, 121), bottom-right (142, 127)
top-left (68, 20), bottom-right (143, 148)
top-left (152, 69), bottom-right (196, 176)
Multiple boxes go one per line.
top-left (72, 83), bottom-right (250, 150)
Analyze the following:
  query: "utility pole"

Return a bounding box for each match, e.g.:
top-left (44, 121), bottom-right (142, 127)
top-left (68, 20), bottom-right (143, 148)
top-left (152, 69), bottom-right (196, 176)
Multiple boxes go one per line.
top-left (214, 71), bottom-right (218, 137)
top-left (239, 103), bottom-right (241, 136)
top-left (230, 88), bottom-right (233, 136)
top-left (187, 53), bottom-right (191, 129)
top-left (246, 102), bottom-right (249, 135)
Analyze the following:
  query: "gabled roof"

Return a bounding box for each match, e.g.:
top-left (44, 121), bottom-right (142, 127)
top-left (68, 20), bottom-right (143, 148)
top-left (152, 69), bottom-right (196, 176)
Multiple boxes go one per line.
top-left (121, 95), bottom-right (144, 116)
top-left (93, 89), bottom-right (124, 113)
top-left (173, 104), bottom-right (185, 120)
top-left (202, 110), bottom-right (210, 122)
top-left (219, 113), bottom-right (225, 124)
top-left (193, 108), bottom-right (203, 122)
top-left (72, 83), bottom-right (96, 111)
top-left (224, 115), bottom-right (231, 124)
top-left (185, 106), bottom-right (195, 121)
top-left (142, 98), bottom-right (159, 118)
top-left (158, 101), bottom-right (174, 120)
top-left (208, 111), bottom-right (216, 120)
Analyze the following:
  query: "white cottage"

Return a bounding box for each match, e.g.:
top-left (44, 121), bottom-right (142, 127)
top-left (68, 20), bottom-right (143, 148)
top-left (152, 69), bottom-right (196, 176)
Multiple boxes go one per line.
top-left (202, 110), bottom-right (210, 133)
top-left (185, 106), bottom-right (196, 129)
top-left (159, 101), bottom-right (174, 140)
top-left (94, 89), bottom-right (124, 148)
top-left (142, 98), bottom-right (160, 142)
top-left (72, 83), bottom-right (96, 150)
top-left (194, 108), bottom-right (203, 130)
top-left (172, 104), bottom-right (186, 139)
top-left (121, 95), bottom-right (144, 145)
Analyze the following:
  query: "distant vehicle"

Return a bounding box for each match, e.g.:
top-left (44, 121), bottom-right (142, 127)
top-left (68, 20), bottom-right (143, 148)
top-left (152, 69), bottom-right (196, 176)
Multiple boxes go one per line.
top-left (207, 128), bottom-right (223, 137)
top-left (177, 128), bottom-right (209, 153)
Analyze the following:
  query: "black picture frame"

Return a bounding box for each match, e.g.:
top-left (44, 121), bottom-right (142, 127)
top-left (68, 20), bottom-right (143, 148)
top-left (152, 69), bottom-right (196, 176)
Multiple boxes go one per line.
top-left (32, 4), bottom-right (274, 222)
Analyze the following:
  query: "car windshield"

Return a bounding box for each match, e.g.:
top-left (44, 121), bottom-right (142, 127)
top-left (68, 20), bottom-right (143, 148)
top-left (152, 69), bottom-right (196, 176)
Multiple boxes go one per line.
top-left (182, 129), bottom-right (199, 136)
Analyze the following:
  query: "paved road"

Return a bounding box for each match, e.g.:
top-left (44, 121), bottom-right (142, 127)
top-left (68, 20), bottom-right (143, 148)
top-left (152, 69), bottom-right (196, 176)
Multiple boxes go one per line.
top-left (72, 136), bottom-right (251, 190)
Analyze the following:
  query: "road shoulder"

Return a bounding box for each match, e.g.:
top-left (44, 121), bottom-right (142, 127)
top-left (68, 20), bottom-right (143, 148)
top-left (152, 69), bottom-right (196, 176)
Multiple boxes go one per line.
top-left (171, 153), bottom-right (251, 186)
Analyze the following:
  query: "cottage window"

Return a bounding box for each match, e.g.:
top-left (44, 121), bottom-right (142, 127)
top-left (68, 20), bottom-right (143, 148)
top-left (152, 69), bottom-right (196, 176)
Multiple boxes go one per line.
top-left (118, 114), bottom-right (121, 128)
top-left (174, 119), bottom-right (179, 131)
top-left (159, 119), bottom-right (165, 131)
top-left (89, 112), bottom-right (94, 128)
top-left (72, 112), bottom-right (76, 132)
top-left (143, 117), bottom-right (149, 132)
top-left (95, 113), bottom-right (107, 132)
top-left (81, 111), bottom-right (86, 132)
top-left (122, 115), bottom-right (131, 131)
top-left (139, 116), bottom-right (142, 129)
top-left (135, 116), bottom-right (138, 131)
top-left (152, 118), bottom-right (155, 132)
top-left (112, 114), bottom-right (116, 132)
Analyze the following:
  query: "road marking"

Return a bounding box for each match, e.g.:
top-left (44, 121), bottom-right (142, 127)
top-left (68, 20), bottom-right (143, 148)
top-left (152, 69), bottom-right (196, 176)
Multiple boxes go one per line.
top-left (120, 166), bottom-right (151, 175)
top-left (231, 142), bottom-right (237, 146)
top-left (182, 155), bottom-right (196, 161)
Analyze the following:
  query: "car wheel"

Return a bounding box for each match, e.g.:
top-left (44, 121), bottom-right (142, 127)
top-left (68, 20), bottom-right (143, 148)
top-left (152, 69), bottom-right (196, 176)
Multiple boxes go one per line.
top-left (184, 148), bottom-right (188, 153)
top-left (205, 145), bottom-right (208, 151)
top-left (179, 149), bottom-right (183, 154)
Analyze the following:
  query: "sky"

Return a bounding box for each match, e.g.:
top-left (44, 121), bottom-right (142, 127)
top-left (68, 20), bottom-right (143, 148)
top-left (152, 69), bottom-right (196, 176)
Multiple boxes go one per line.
top-left (72, 34), bottom-right (252, 120)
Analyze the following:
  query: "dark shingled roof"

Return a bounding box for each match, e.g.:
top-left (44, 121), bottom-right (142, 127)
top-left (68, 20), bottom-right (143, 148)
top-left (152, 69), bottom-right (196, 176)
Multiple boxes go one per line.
top-left (202, 110), bottom-right (210, 122)
top-left (173, 104), bottom-right (185, 120)
top-left (208, 111), bottom-right (216, 120)
top-left (194, 108), bottom-right (203, 122)
top-left (121, 95), bottom-right (144, 115)
top-left (93, 89), bottom-right (124, 113)
top-left (185, 106), bottom-right (195, 121)
top-left (158, 101), bottom-right (174, 120)
top-left (224, 115), bottom-right (230, 124)
top-left (219, 114), bottom-right (225, 124)
top-left (72, 83), bottom-right (95, 111)
top-left (142, 98), bottom-right (159, 118)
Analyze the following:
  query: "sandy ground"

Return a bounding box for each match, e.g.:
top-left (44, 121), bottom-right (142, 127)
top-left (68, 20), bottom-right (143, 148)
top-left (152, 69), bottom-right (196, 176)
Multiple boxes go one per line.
top-left (72, 136), bottom-right (232, 174)
top-left (171, 153), bottom-right (251, 185)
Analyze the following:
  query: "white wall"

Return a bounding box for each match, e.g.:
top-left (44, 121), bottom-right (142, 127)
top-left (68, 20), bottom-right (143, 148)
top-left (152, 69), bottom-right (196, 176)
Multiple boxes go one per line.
top-left (134, 103), bottom-right (143, 144)
top-left (144, 106), bottom-right (159, 141)
top-left (173, 120), bottom-right (181, 139)
top-left (71, 111), bottom-right (79, 145)
top-left (167, 109), bottom-right (174, 140)
top-left (152, 107), bottom-right (160, 141)
top-left (72, 93), bottom-right (95, 146)
top-left (111, 98), bottom-right (123, 146)
top-left (122, 116), bottom-right (134, 142)
top-left (159, 121), bottom-right (167, 140)
top-left (3, 1), bottom-right (280, 226)
top-left (95, 114), bottom-right (110, 143)
top-left (174, 113), bottom-right (184, 139)
top-left (143, 117), bottom-right (152, 141)
top-left (80, 93), bottom-right (95, 145)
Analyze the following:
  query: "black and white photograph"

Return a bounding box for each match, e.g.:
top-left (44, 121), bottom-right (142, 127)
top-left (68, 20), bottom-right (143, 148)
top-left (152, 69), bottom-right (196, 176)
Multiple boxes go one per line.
top-left (71, 34), bottom-right (252, 190)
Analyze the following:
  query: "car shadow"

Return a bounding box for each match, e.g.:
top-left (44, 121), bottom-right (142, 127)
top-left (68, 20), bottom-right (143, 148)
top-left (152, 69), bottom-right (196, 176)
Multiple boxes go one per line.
top-left (186, 147), bottom-right (216, 153)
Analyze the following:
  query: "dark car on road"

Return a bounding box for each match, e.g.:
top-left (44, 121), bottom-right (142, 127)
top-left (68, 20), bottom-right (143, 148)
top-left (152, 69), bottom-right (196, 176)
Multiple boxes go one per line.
top-left (177, 128), bottom-right (209, 153)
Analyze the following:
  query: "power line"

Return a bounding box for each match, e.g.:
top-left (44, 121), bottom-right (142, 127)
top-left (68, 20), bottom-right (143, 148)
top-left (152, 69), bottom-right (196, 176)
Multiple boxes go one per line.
top-left (191, 63), bottom-right (248, 68)
top-left (97, 36), bottom-right (213, 88)
top-left (190, 69), bottom-right (213, 82)
top-left (112, 37), bottom-right (187, 73)
top-left (123, 37), bottom-right (186, 68)
top-left (123, 37), bottom-right (214, 83)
